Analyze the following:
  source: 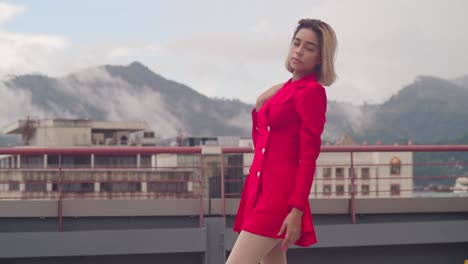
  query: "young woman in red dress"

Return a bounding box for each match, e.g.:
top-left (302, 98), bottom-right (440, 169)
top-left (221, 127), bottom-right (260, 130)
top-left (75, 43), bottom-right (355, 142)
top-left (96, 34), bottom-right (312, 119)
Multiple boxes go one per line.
top-left (226, 19), bottom-right (338, 264)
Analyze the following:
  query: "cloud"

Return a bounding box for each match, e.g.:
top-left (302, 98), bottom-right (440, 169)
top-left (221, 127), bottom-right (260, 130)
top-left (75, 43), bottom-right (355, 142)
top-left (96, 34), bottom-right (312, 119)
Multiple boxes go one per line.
top-left (315, 0), bottom-right (468, 104)
top-left (0, 2), bottom-right (24, 25)
top-left (57, 68), bottom-right (184, 138)
top-left (134, 0), bottom-right (468, 106)
top-left (0, 3), bottom-right (70, 77)
top-left (0, 83), bottom-right (47, 124)
top-left (107, 45), bottom-right (162, 60)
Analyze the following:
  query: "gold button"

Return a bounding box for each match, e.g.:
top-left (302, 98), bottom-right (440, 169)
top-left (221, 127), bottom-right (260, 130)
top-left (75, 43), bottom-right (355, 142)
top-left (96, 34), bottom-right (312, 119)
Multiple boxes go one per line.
top-left (267, 126), bottom-right (271, 131)
top-left (262, 148), bottom-right (265, 154)
top-left (257, 171), bottom-right (260, 177)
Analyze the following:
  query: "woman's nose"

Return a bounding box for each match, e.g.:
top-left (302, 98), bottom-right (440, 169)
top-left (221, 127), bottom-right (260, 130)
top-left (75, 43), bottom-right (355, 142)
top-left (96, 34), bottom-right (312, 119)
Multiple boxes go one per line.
top-left (295, 46), bottom-right (304, 56)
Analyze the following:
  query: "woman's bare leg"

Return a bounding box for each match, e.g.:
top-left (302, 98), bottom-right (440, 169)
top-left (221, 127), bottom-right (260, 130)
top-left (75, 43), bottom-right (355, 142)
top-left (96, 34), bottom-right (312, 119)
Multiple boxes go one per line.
top-left (226, 231), bottom-right (282, 264)
top-left (261, 241), bottom-right (287, 264)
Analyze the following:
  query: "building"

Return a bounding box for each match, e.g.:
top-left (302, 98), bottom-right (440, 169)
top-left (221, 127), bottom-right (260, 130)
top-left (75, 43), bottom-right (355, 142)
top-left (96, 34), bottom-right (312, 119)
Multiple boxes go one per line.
top-left (312, 135), bottom-right (413, 198)
top-left (2, 118), bottom-right (156, 146)
top-left (0, 119), bottom-right (247, 200)
top-left (0, 119), bottom-right (195, 200)
top-left (239, 134), bottom-right (413, 198)
top-left (0, 119), bottom-right (413, 200)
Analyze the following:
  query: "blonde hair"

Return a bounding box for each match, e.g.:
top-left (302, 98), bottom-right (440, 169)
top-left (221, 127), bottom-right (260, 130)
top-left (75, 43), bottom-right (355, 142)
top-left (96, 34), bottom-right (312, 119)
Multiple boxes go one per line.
top-left (285, 19), bottom-right (338, 86)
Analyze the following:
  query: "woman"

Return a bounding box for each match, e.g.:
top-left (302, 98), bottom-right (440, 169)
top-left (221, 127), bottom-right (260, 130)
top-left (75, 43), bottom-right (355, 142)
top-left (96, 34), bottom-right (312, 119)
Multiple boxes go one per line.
top-left (226, 19), bottom-right (337, 264)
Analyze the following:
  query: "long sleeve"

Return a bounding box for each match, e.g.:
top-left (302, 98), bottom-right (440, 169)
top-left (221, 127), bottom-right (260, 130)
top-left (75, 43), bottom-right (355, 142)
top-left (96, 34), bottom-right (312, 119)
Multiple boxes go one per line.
top-left (288, 84), bottom-right (327, 212)
top-left (251, 107), bottom-right (259, 146)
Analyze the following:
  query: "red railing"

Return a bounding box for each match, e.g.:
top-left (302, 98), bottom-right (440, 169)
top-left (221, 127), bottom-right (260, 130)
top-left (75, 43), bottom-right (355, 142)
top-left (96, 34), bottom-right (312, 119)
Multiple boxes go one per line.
top-left (0, 147), bottom-right (204, 230)
top-left (0, 145), bottom-right (467, 230)
top-left (220, 145), bottom-right (468, 224)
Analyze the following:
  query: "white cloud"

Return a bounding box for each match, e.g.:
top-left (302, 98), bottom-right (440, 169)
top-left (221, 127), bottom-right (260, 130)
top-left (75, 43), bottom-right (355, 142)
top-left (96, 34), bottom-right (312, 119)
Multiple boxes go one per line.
top-left (133, 0), bottom-right (468, 105)
top-left (57, 68), bottom-right (184, 138)
top-left (0, 31), bottom-right (69, 77)
top-left (0, 2), bottom-right (70, 77)
top-left (107, 45), bottom-right (162, 60)
top-left (0, 2), bottom-right (24, 25)
top-left (0, 83), bottom-right (47, 124)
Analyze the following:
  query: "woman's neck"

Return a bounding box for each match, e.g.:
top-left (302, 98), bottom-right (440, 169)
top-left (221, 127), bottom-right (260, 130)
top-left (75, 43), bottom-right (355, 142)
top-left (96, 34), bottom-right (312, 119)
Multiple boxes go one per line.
top-left (292, 70), bottom-right (314, 81)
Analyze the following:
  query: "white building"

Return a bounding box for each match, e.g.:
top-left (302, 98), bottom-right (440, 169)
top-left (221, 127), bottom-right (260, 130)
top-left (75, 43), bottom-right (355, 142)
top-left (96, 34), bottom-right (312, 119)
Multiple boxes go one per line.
top-left (240, 134), bottom-right (413, 198)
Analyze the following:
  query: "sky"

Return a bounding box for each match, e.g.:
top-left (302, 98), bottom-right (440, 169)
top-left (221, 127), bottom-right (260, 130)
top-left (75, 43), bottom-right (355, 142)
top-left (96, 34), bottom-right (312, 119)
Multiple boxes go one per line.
top-left (1, 0), bottom-right (467, 105)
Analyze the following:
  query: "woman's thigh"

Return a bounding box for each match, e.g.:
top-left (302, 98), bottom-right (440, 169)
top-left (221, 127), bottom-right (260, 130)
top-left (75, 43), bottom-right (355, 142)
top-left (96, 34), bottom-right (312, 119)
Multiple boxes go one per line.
top-left (226, 230), bottom-right (282, 264)
top-left (261, 242), bottom-right (287, 264)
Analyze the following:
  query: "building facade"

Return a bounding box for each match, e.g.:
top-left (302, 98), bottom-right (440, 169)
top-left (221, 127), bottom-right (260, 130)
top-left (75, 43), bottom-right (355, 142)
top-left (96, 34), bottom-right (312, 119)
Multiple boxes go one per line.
top-left (0, 119), bottom-right (413, 200)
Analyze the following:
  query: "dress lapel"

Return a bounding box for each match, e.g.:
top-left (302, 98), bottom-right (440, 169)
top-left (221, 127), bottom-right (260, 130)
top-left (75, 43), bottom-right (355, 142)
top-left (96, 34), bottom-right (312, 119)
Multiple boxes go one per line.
top-left (270, 73), bottom-right (318, 106)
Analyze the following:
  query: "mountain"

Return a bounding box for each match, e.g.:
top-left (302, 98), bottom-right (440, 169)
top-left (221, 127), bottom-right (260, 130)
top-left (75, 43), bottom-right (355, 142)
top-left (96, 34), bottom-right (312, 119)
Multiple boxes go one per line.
top-left (452, 74), bottom-right (468, 89)
top-left (413, 131), bottom-right (468, 187)
top-left (1, 62), bottom-right (252, 140)
top-left (1, 62), bottom-right (468, 146)
top-left (354, 76), bottom-right (468, 144)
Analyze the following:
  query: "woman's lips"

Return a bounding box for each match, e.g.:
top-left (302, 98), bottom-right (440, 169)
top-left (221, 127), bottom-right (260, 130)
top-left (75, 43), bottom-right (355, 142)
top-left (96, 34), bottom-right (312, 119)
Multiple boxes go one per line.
top-left (291, 58), bottom-right (302, 64)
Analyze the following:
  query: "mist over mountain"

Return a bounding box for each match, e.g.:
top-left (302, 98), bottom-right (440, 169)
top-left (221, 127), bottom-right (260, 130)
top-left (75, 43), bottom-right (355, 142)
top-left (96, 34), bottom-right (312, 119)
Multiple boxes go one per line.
top-left (0, 62), bottom-right (251, 141)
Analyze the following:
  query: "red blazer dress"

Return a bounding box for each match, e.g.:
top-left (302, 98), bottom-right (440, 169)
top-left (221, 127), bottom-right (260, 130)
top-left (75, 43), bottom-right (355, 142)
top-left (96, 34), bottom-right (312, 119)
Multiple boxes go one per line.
top-left (233, 73), bottom-right (327, 247)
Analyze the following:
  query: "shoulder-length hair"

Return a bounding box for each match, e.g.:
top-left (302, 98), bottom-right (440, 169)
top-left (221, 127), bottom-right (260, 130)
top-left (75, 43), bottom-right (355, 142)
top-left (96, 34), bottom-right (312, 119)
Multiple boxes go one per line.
top-left (285, 19), bottom-right (338, 86)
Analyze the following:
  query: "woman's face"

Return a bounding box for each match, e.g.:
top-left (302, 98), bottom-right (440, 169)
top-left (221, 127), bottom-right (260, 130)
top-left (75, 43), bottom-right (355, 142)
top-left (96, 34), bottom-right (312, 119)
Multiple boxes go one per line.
top-left (288, 28), bottom-right (321, 75)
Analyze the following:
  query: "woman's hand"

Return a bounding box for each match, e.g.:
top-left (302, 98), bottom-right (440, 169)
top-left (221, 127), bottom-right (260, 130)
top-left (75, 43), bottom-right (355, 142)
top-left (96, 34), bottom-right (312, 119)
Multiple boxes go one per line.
top-left (256, 83), bottom-right (284, 112)
top-left (277, 207), bottom-right (303, 251)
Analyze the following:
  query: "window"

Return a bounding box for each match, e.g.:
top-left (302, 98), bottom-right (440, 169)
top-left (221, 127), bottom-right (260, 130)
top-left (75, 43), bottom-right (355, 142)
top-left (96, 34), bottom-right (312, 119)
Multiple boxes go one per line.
top-left (21, 155), bottom-right (43, 168)
top-left (53, 183), bottom-right (94, 193)
top-left (336, 168), bottom-right (344, 179)
top-left (336, 185), bottom-right (345, 196)
top-left (101, 182), bottom-right (141, 192)
top-left (25, 181), bottom-right (47, 192)
top-left (323, 168), bottom-right (332, 179)
top-left (390, 157), bottom-right (401, 175)
top-left (141, 155), bottom-right (152, 168)
top-left (361, 168), bottom-right (370, 180)
top-left (147, 182), bottom-right (188, 193)
top-left (47, 155), bottom-right (91, 168)
top-left (9, 181), bottom-right (20, 191)
top-left (323, 185), bottom-right (332, 196)
top-left (390, 184), bottom-right (401, 196)
top-left (95, 155), bottom-right (137, 168)
top-left (361, 185), bottom-right (370, 196)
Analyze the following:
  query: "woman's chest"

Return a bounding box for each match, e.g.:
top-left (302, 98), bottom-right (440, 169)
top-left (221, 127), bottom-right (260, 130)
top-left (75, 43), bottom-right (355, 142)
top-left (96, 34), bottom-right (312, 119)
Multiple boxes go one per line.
top-left (261, 85), bottom-right (302, 128)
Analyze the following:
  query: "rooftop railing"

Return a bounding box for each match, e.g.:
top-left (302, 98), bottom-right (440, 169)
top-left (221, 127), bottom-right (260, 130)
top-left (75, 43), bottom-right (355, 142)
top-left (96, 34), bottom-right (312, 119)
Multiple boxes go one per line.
top-left (0, 145), bottom-right (467, 231)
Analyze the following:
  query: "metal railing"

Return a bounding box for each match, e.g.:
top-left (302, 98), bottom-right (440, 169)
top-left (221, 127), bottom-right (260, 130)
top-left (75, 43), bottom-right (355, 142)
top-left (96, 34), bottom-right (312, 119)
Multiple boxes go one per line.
top-left (0, 145), bottom-right (467, 230)
top-left (0, 147), bottom-right (205, 230)
top-left (220, 145), bottom-right (468, 224)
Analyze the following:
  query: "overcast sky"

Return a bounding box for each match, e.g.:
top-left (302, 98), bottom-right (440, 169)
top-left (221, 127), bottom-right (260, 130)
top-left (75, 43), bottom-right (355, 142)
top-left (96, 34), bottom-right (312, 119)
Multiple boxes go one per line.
top-left (1, 0), bottom-right (467, 105)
